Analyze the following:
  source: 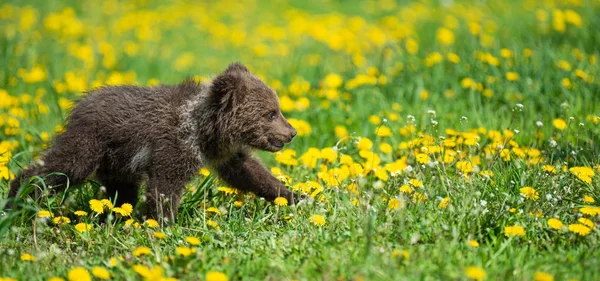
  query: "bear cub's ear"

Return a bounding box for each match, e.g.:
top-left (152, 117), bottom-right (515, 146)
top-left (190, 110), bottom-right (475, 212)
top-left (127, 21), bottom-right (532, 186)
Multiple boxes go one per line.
top-left (210, 62), bottom-right (249, 110)
top-left (224, 62), bottom-right (249, 74)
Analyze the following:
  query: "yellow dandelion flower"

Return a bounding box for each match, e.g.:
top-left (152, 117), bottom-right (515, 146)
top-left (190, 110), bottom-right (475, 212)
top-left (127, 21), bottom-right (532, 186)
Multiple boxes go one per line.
top-left (234, 201), bottom-right (243, 207)
top-left (399, 185), bottom-right (412, 194)
top-left (376, 126), bottom-right (392, 137)
top-left (37, 210), bottom-right (53, 218)
top-left (48, 277), bottom-right (65, 281)
top-left (205, 271), bottom-right (228, 281)
top-left (568, 224), bottom-right (591, 236)
top-left (379, 143), bottom-right (392, 154)
top-left (68, 267), bottom-right (91, 281)
top-left (53, 216), bottom-right (71, 225)
top-left (217, 186), bottom-right (239, 195)
top-left (274, 197), bottom-right (288, 206)
top-left (409, 179), bottom-right (423, 188)
top-left (580, 206), bottom-right (600, 216)
top-left (504, 225), bottom-right (526, 237)
top-left (357, 138), bottom-right (373, 150)
top-left (468, 240), bottom-right (480, 248)
top-left (519, 186), bottom-right (539, 200)
top-left (74, 210), bottom-right (88, 216)
top-left (387, 198), bottom-right (401, 210)
top-left (176, 247), bottom-right (196, 257)
top-left (438, 197), bottom-right (450, 209)
top-left (506, 72), bottom-right (519, 81)
top-left (91, 267), bottom-right (111, 280)
top-left (465, 266), bottom-right (486, 280)
top-left (534, 271), bottom-right (554, 281)
top-left (583, 195), bottom-right (595, 203)
top-left (543, 165), bottom-right (557, 174)
top-left (74, 223), bottom-right (92, 233)
top-left (206, 207), bottom-right (222, 215)
top-left (391, 249), bottom-right (410, 259)
top-left (20, 253), bottom-right (36, 261)
top-left (569, 166), bottom-right (594, 184)
top-left (186, 236), bottom-right (201, 246)
top-left (436, 27), bottom-right (454, 45)
top-left (415, 153), bottom-right (430, 164)
top-left (207, 220), bottom-right (220, 230)
top-left (309, 214), bottom-right (326, 226)
top-left (132, 246), bottom-right (152, 257)
top-left (120, 203), bottom-right (133, 216)
top-left (153, 232), bottom-right (166, 239)
top-left (577, 218), bottom-right (594, 229)
top-left (552, 118), bottom-right (567, 130)
top-left (89, 199), bottom-right (105, 214)
top-left (547, 218), bottom-right (564, 230)
top-left (144, 219), bottom-right (159, 228)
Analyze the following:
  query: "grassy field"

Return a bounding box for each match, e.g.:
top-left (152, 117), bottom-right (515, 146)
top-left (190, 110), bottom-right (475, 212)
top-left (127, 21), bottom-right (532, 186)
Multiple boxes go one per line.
top-left (1, 0), bottom-right (600, 280)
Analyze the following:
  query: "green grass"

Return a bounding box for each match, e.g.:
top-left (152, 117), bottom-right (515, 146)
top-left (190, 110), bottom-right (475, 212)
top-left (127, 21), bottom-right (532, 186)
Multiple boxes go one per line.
top-left (1, 0), bottom-right (600, 280)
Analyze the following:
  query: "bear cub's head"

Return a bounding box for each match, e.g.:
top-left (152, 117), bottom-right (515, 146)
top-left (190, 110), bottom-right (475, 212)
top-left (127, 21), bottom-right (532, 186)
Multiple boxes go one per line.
top-left (210, 63), bottom-right (297, 152)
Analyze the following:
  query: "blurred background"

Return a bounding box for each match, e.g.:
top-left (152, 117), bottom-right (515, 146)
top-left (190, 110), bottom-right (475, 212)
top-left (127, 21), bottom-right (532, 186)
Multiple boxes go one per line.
top-left (1, 0), bottom-right (599, 173)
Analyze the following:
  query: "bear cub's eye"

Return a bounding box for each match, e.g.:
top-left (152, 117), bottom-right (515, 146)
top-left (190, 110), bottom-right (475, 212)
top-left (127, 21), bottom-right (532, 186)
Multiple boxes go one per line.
top-left (268, 111), bottom-right (277, 121)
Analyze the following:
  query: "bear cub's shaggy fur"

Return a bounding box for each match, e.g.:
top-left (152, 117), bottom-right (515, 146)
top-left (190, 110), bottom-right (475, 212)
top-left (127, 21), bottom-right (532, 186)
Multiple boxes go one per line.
top-left (8, 63), bottom-right (300, 222)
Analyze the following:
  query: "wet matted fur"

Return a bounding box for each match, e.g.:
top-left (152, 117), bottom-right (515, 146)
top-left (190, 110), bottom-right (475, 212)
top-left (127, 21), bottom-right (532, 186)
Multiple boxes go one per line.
top-left (8, 63), bottom-right (299, 223)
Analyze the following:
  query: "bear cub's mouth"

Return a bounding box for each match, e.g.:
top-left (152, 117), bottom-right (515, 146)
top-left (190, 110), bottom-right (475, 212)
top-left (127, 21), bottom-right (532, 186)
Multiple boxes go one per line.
top-left (268, 138), bottom-right (285, 150)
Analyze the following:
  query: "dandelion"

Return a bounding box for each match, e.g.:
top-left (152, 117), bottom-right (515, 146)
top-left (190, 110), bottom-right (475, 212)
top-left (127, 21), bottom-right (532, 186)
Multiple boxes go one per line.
top-left (68, 267), bottom-right (91, 281)
top-left (176, 247), bottom-right (196, 257)
top-left (391, 249), bottom-right (410, 259)
top-left (409, 179), bottom-right (423, 188)
top-left (206, 207), bottom-right (222, 215)
top-left (53, 216), bottom-right (71, 225)
top-left (91, 267), bottom-right (111, 280)
top-left (534, 271), bottom-right (554, 281)
top-left (583, 195), bottom-right (595, 203)
top-left (20, 253), bottom-right (36, 262)
top-left (207, 220), bottom-right (221, 230)
top-left (568, 224), bottom-right (591, 236)
top-left (74, 223), bottom-right (92, 233)
top-left (89, 199), bottom-right (105, 214)
top-left (436, 27), bottom-right (454, 45)
top-left (153, 232), bottom-right (166, 239)
top-left (387, 198), bottom-right (400, 210)
top-left (552, 118), bottom-right (567, 130)
top-left (186, 236), bottom-right (201, 246)
top-left (132, 246), bottom-right (152, 257)
top-left (504, 225), bottom-right (526, 237)
top-left (399, 185), bottom-right (412, 194)
top-left (274, 197), bottom-right (288, 206)
top-left (547, 218), bottom-right (564, 230)
top-left (309, 214), bottom-right (326, 226)
top-left (505, 72), bottom-right (519, 81)
top-left (415, 153), bottom-right (430, 164)
top-left (580, 206), bottom-right (600, 216)
top-left (519, 186), bottom-right (539, 200)
top-left (217, 187), bottom-right (239, 195)
top-left (468, 240), bottom-right (480, 247)
top-left (48, 277), bottom-right (65, 281)
top-left (144, 219), bottom-right (159, 228)
top-left (577, 218), bottom-right (594, 229)
top-left (206, 271), bottom-right (228, 281)
top-left (438, 197), bottom-right (449, 209)
top-left (37, 210), bottom-right (53, 218)
top-left (569, 166), bottom-right (594, 184)
top-left (465, 266), bottom-right (486, 280)
top-left (376, 126), bottom-right (392, 137)
top-left (74, 210), bottom-right (88, 216)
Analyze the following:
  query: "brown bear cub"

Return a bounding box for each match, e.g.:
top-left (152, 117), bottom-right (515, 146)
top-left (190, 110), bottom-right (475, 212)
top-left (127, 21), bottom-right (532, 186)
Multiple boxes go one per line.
top-left (8, 62), bottom-right (300, 222)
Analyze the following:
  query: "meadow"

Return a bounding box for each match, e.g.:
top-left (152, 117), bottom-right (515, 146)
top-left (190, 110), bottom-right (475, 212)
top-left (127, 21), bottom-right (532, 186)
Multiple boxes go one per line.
top-left (0, 0), bottom-right (599, 280)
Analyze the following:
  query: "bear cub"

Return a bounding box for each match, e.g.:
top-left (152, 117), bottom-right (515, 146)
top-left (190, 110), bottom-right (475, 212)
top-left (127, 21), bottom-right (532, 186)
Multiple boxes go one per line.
top-left (8, 62), bottom-right (300, 222)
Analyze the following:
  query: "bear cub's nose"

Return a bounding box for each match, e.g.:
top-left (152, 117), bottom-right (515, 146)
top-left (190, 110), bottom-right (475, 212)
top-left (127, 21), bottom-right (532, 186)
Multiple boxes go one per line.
top-left (288, 128), bottom-right (297, 142)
